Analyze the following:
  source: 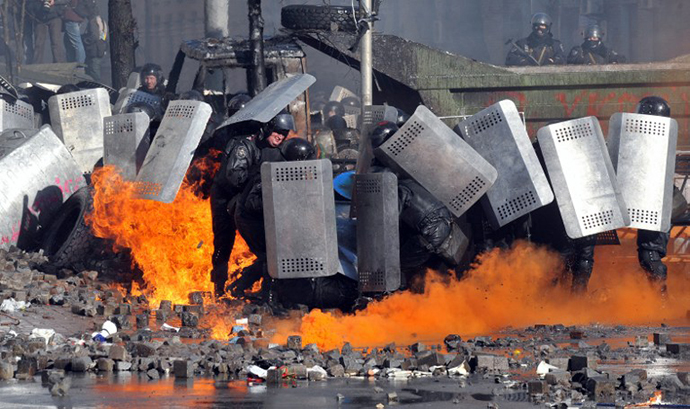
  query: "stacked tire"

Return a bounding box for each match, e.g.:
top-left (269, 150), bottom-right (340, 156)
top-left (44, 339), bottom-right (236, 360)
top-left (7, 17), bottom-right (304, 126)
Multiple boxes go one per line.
top-left (281, 5), bottom-right (359, 32)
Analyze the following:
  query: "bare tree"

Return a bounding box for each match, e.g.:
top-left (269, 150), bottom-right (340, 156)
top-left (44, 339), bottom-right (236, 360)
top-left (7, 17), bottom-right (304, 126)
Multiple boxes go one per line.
top-left (247, 0), bottom-right (266, 95)
top-left (109, 0), bottom-right (136, 89)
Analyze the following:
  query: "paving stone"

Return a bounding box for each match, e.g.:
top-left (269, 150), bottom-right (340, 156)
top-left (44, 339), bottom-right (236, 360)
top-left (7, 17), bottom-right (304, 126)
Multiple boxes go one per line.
top-left (528, 380), bottom-right (549, 395)
top-left (115, 361), bottom-right (132, 371)
top-left (0, 361), bottom-right (14, 380)
top-left (108, 345), bottom-right (128, 361)
top-left (248, 314), bottom-right (262, 327)
top-left (133, 343), bottom-right (156, 358)
top-left (174, 360), bottom-right (194, 378)
top-left (146, 368), bottom-right (160, 379)
top-left (287, 364), bottom-right (307, 379)
top-left (444, 334), bottom-right (462, 351)
top-left (666, 344), bottom-right (690, 354)
top-left (654, 333), bottom-right (672, 346)
top-left (417, 351), bottom-right (444, 367)
top-left (188, 292), bottom-right (205, 305)
top-left (17, 356), bottom-right (37, 377)
top-left (180, 312), bottom-right (199, 328)
top-left (287, 336), bottom-right (302, 350)
top-left (410, 342), bottom-right (426, 353)
top-left (545, 370), bottom-right (571, 385)
top-left (97, 358), bottom-right (114, 372)
top-left (569, 355), bottom-right (595, 371)
top-left (586, 376), bottom-right (615, 400)
top-left (327, 364), bottom-right (345, 377)
top-left (155, 309), bottom-right (170, 322)
top-left (71, 356), bottom-right (93, 372)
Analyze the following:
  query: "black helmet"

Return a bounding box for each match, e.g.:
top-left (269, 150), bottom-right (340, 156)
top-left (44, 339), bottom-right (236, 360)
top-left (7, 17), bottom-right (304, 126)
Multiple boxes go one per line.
top-left (267, 112), bottom-right (296, 135)
top-left (126, 101), bottom-right (157, 120)
top-left (636, 96), bottom-right (671, 117)
top-left (395, 108), bottom-right (410, 127)
top-left (56, 84), bottom-right (80, 95)
top-left (227, 93), bottom-right (251, 116)
top-left (322, 100), bottom-right (345, 118)
top-left (179, 89), bottom-right (204, 101)
top-left (139, 63), bottom-right (164, 86)
top-left (585, 24), bottom-right (602, 40)
top-left (341, 96), bottom-right (361, 108)
top-left (281, 138), bottom-right (316, 161)
top-left (370, 121), bottom-right (399, 149)
top-left (325, 115), bottom-right (347, 131)
top-left (531, 12), bottom-right (552, 35)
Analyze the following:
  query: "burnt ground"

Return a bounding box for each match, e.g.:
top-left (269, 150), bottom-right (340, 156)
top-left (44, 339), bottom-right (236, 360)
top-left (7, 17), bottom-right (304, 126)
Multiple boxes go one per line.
top-left (0, 247), bottom-right (689, 408)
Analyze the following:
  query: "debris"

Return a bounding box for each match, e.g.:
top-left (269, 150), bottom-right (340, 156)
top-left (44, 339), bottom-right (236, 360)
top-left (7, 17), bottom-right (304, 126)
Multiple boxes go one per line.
top-left (536, 360), bottom-right (559, 377)
top-left (161, 323), bottom-right (180, 332)
top-left (29, 328), bottom-right (55, 346)
top-left (0, 298), bottom-right (29, 312)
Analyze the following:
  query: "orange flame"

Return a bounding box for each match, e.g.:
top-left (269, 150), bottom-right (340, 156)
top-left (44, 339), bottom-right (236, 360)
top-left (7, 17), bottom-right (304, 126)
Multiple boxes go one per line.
top-left (272, 238), bottom-right (690, 351)
top-left (86, 160), bottom-right (255, 308)
top-left (625, 390), bottom-right (663, 407)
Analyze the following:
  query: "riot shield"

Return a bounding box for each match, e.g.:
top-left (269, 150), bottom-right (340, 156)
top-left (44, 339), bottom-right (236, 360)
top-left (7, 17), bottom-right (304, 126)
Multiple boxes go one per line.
top-left (103, 112), bottom-right (151, 181)
top-left (0, 126), bottom-right (84, 249)
top-left (375, 105), bottom-right (498, 218)
top-left (456, 100), bottom-right (553, 229)
top-left (48, 88), bottom-right (112, 173)
top-left (0, 99), bottom-right (34, 131)
top-left (262, 159), bottom-right (339, 279)
top-left (113, 88), bottom-right (162, 116)
top-left (328, 85), bottom-right (357, 103)
top-left (217, 74), bottom-right (316, 130)
top-left (537, 117), bottom-right (629, 239)
top-left (355, 172), bottom-right (400, 293)
top-left (354, 105), bottom-right (399, 175)
top-left (608, 113), bottom-right (678, 232)
top-left (134, 101), bottom-right (212, 203)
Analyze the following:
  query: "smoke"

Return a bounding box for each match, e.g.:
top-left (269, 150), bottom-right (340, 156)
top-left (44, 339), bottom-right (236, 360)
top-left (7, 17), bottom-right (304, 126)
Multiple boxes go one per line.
top-left (271, 237), bottom-right (690, 351)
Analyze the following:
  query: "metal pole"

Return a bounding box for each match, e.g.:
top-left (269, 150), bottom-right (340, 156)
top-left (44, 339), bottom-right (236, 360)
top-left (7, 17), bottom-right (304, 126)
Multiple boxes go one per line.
top-left (360, 0), bottom-right (373, 113)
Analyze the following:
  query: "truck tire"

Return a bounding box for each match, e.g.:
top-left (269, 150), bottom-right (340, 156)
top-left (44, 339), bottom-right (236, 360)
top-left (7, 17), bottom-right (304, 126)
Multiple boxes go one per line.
top-left (281, 5), bottom-right (359, 32)
top-left (41, 187), bottom-right (96, 269)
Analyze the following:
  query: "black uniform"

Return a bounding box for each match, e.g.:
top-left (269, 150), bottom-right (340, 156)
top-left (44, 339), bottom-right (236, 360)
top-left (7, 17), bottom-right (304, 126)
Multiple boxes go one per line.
top-left (505, 32), bottom-right (566, 66)
top-left (567, 41), bottom-right (626, 65)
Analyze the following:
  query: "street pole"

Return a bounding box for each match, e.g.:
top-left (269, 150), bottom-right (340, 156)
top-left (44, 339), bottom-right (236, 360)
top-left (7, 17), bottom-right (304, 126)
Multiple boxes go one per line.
top-left (360, 0), bottom-right (373, 115)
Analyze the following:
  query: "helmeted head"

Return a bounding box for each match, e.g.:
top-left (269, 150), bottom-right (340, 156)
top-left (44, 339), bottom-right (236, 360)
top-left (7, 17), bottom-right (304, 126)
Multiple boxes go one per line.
top-left (227, 93), bottom-right (251, 116)
top-left (178, 89), bottom-right (204, 102)
top-left (281, 138), bottom-right (316, 161)
top-left (139, 63), bottom-right (164, 92)
top-left (370, 121), bottom-right (399, 149)
top-left (341, 96), bottom-right (361, 109)
top-left (264, 112), bottom-right (296, 147)
top-left (56, 83), bottom-right (80, 95)
top-left (584, 24), bottom-right (603, 49)
top-left (325, 114), bottom-right (347, 131)
top-left (530, 12), bottom-right (552, 37)
top-left (636, 96), bottom-right (671, 117)
top-left (322, 100), bottom-right (345, 118)
top-left (126, 101), bottom-right (157, 121)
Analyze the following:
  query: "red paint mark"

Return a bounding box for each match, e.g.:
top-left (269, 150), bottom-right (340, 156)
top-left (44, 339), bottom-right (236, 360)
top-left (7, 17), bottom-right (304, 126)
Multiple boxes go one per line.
top-left (556, 91), bottom-right (587, 117)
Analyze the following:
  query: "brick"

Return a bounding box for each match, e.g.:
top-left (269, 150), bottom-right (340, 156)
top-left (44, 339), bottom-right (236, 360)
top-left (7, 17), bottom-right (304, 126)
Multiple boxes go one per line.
top-left (569, 331), bottom-right (584, 339)
top-left (548, 357), bottom-right (570, 370)
top-left (180, 312), bottom-right (199, 328)
top-left (134, 343), bottom-right (156, 358)
top-left (174, 360), bottom-right (194, 378)
top-left (97, 358), bottom-right (114, 372)
top-left (108, 345), bottom-right (128, 361)
top-left (110, 315), bottom-right (131, 330)
top-left (666, 344), bottom-right (690, 354)
top-left (286, 364), bottom-right (307, 379)
top-left (327, 364), bottom-right (344, 377)
top-left (545, 371), bottom-right (570, 385)
top-left (586, 377), bottom-right (615, 400)
top-left (568, 355), bottom-right (595, 371)
top-left (115, 304), bottom-right (131, 315)
top-left (528, 380), bottom-right (549, 395)
top-left (0, 361), bottom-right (14, 380)
top-left (146, 368), bottom-right (160, 379)
top-left (136, 314), bottom-right (149, 329)
top-left (17, 356), bottom-right (37, 377)
top-left (188, 292), bottom-right (205, 305)
top-left (654, 333), bottom-right (672, 345)
top-left (248, 314), bottom-right (262, 327)
top-left (410, 342), bottom-right (426, 353)
top-left (115, 361), bottom-right (132, 371)
top-left (266, 368), bottom-right (283, 384)
top-left (155, 309), bottom-right (170, 322)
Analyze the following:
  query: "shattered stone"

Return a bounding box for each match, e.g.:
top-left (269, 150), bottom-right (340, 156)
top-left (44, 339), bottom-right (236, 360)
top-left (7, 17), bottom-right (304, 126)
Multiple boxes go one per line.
top-left (146, 368), bottom-right (160, 379)
top-left (666, 344), bottom-right (690, 354)
top-left (188, 292), bottom-right (205, 305)
top-left (545, 370), bottom-right (570, 386)
top-left (17, 356), bottom-right (37, 378)
top-left (417, 351), bottom-right (444, 367)
top-left (410, 342), bottom-right (426, 353)
top-left (444, 334), bottom-right (462, 351)
top-left (174, 360), bottom-right (194, 378)
top-left (586, 376), bottom-right (615, 400)
top-left (116, 361), bottom-right (132, 371)
top-left (327, 364), bottom-right (345, 377)
top-left (570, 331), bottom-right (584, 340)
top-left (115, 304), bottom-right (131, 315)
top-left (568, 355), bottom-right (596, 371)
top-left (287, 335), bottom-right (302, 350)
top-left (653, 333), bottom-right (672, 346)
top-left (155, 309), bottom-right (170, 322)
top-left (527, 380), bottom-right (549, 395)
top-left (110, 315), bottom-right (132, 330)
top-left (0, 361), bottom-right (14, 380)
top-left (387, 392), bottom-right (399, 403)
top-left (49, 377), bottom-right (71, 397)
top-left (248, 314), bottom-right (262, 327)
top-left (71, 356), bottom-right (93, 372)
top-left (108, 345), bottom-right (129, 361)
top-left (180, 312), bottom-right (199, 328)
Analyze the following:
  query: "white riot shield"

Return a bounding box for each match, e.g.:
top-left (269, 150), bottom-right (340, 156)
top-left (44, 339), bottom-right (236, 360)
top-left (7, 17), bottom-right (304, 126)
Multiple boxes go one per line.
top-left (329, 85), bottom-right (357, 103)
top-left (134, 101), bottom-right (212, 203)
top-left (218, 74), bottom-right (316, 129)
top-left (0, 126), bottom-right (84, 249)
top-left (103, 112), bottom-right (151, 181)
top-left (608, 113), bottom-right (678, 232)
top-left (354, 105), bottom-right (399, 177)
top-left (48, 88), bottom-right (112, 173)
top-left (0, 99), bottom-right (34, 131)
top-left (537, 117), bottom-right (629, 239)
top-left (375, 105), bottom-right (498, 218)
top-left (456, 100), bottom-right (553, 229)
top-left (355, 172), bottom-right (400, 293)
top-left (262, 159), bottom-right (339, 279)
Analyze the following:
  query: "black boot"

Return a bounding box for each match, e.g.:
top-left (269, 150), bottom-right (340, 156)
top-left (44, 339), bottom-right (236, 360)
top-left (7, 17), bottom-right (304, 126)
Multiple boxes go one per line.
top-left (639, 250), bottom-right (668, 281)
top-left (571, 259), bottom-right (593, 293)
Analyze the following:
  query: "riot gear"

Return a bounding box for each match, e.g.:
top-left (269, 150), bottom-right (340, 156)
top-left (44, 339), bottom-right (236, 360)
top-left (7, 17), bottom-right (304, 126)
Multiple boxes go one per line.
top-left (227, 93), bottom-right (251, 116)
top-left (326, 114), bottom-right (347, 130)
top-left (56, 84), bottom-right (80, 94)
top-left (179, 90), bottom-right (204, 101)
top-left (341, 96), bottom-right (361, 108)
top-left (567, 24), bottom-right (626, 65)
top-left (506, 13), bottom-right (565, 66)
top-left (138, 63), bottom-right (165, 96)
top-left (281, 138), bottom-right (316, 161)
top-left (322, 100), bottom-right (345, 118)
top-left (530, 12), bottom-right (552, 36)
top-left (636, 96), bottom-right (671, 117)
top-left (266, 113), bottom-right (296, 136)
top-left (370, 121), bottom-right (399, 149)
top-left (126, 101), bottom-right (158, 121)
top-left (395, 108), bottom-right (410, 127)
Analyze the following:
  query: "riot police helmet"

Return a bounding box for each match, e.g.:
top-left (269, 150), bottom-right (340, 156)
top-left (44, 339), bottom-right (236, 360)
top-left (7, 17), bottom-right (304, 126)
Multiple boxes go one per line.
top-left (636, 96), bottom-right (671, 118)
top-left (179, 89), bottom-right (204, 102)
top-left (56, 84), bottom-right (80, 95)
top-left (326, 114), bottom-right (348, 131)
top-left (139, 63), bottom-right (164, 90)
top-left (267, 112), bottom-right (296, 136)
top-left (395, 108), bottom-right (410, 127)
top-left (126, 101), bottom-right (157, 121)
top-left (281, 138), bottom-right (316, 161)
top-left (530, 12), bottom-right (552, 36)
top-left (341, 96), bottom-right (361, 108)
top-left (370, 121), bottom-right (399, 149)
top-left (322, 100), bottom-right (345, 118)
top-left (227, 93), bottom-right (251, 116)
top-left (585, 24), bottom-right (603, 41)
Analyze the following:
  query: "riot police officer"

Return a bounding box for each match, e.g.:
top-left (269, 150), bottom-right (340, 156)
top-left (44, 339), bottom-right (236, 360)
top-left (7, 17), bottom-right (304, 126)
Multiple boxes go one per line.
top-left (506, 13), bottom-right (566, 67)
top-left (567, 25), bottom-right (626, 65)
top-left (209, 112), bottom-right (294, 297)
top-left (138, 63), bottom-right (166, 97)
top-left (635, 96), bottom-right (673, 288)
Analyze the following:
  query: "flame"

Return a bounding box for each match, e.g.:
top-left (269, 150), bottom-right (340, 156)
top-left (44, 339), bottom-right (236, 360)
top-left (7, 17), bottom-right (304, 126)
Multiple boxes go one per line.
top-left (625, 390), bottom-right (663, 407)
top-left (272, 238), bottom-right (690, 351)
top-left (86, 159), bottom-right (256, 308)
